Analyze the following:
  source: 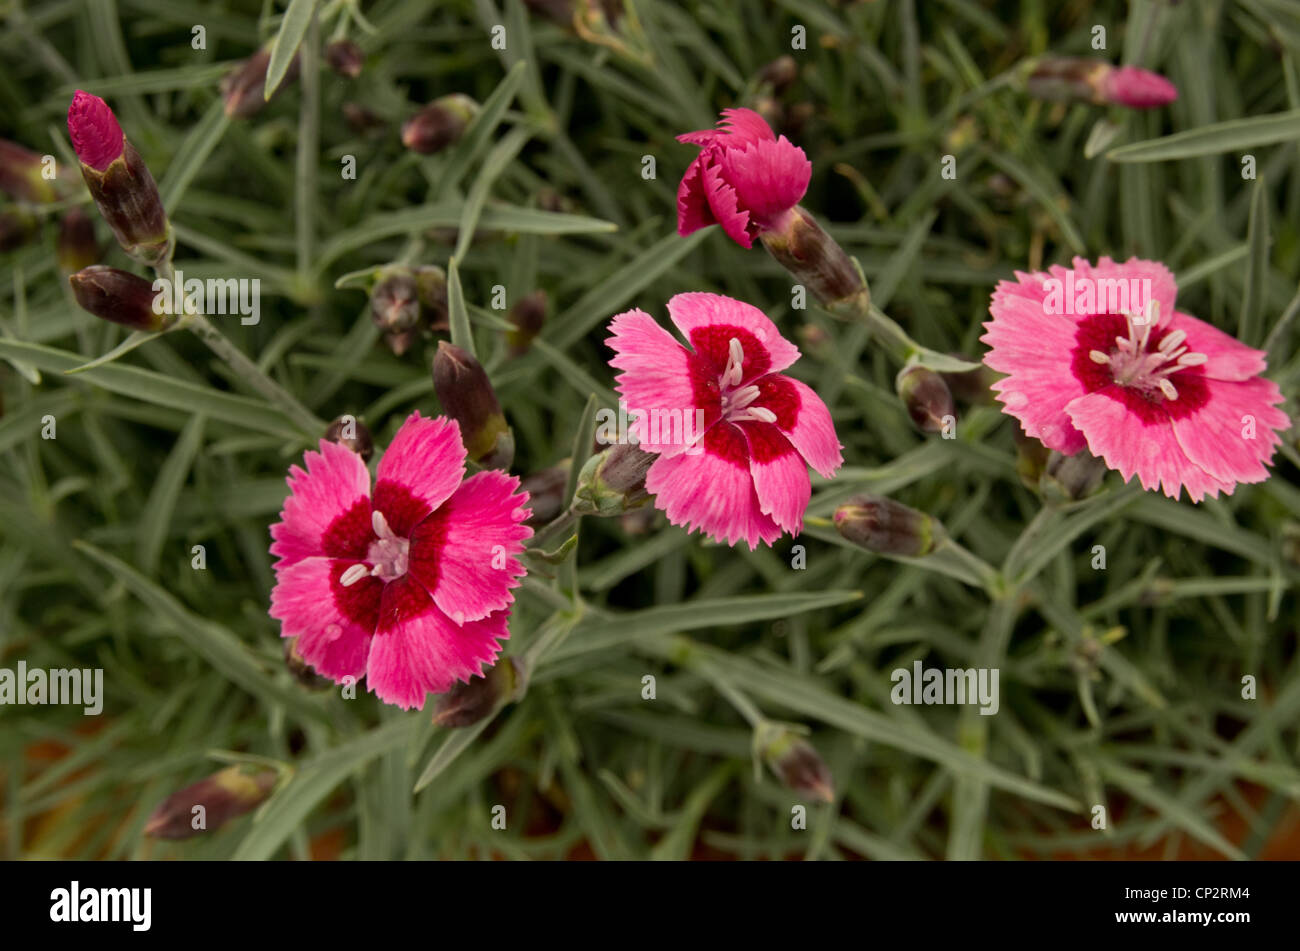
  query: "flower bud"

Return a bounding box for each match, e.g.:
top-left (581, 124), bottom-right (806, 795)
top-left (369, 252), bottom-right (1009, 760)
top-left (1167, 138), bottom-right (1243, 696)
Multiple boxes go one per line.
top-left (324, 38), bottom-right (365, 79)
top-left (1013, 429), bottom-right (1050, 491)
top-left (414, 264), bottom-right (449, 332)
top-left (432, 341), bottom-right (513, 468)
top-left (0, 139), bottom-right (63, 204)
top-left (67, 91), bottom-right (171, 266)
top-left (0, 208), bottom-right (37, 252)
top-left (56, 207), bottom-right (99, 272)
top-left (324, 414), bottom-right (374, 461)
top-left (941, 359), bottom-right (998, 406)
top-left (283, 637), bottom-right (331, 689)
top-left (1040, 449), bottom-right (1107, 502)
top-left (370, 266), bottom-right (422, 333)
top-left (895, 364), bottom-right (955, 434)
top-left (1025, 58), bottom-right (1177, 110)
top-left (1099, 65), bottom-right (1178, 109)
top-left (757, 55), bottom-right (798, 94)
top-left (521, 464), bottom-right (569, 526)
top-left (69, 265), bottom-right (173, 332)
top-left (221, 47), bottom-right (300, 119)
top-left (754, 722), bottom-right (834, 803)
top-left (384, 328), bottom-right (420, 357)
top-left (433, 656), bottom-right (526, 728)
top-left (144, 764), bottom-right (278, 839)
top-left (342, 102), bottom-right (386, 136)
top-left (401, 94), bottom-right (478, 154)
top-left (506, 289), bottom-right (547, 356)
top-left (834, 494), bottom-right (941, 557)
top-left (759, 205), bottom-right (866, 309)
top-left (572, 443), bottom-right (654, 516)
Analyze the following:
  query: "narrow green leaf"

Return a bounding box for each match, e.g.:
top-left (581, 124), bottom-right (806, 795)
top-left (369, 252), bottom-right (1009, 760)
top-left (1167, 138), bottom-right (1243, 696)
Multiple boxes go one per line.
top-left (265, 0), bottom-right (316, 100)
top-left (137, 414), bottom-right (205, 576)
top-left (446, 258), bottom-right (474, 357)
top-left (1107, 109), bottom-right (1300, 162)
top-left (1239, 176), bottom-right (1269, 347)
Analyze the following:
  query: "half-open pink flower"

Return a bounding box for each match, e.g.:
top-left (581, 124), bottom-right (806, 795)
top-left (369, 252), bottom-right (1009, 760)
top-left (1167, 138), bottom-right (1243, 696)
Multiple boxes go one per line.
top-left (676, 107), bottom-right (811, 249)
top-left (982, 257), bottom-right (1290, 502)
top-left (269, 411), bottom-right (532, 710)
top-left (607, 292), bottom-right (842, 548)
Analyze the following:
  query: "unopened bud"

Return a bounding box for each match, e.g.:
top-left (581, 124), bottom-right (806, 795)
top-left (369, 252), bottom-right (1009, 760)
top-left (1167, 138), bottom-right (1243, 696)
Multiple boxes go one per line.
top-left (144, 764), bottom-right (277, 839)
top-left (324, 38), bottom-right (365, 79)
top-left (758, 55), bottom-right (798, 94)
top-left (1013, 429), bottom-right (1050, 491)
top-left (572, 443), bottom-right (654, 516)
top-left (67, 91), bottom-right (171, 266)
top-left (896, 365), bottom-right (955, 434)
top-left (0, 208), bottom-right (37, 252)
top-left (521, 465), bottom-right (569, 526)
top-left (56, 207), bottom-right (99, 272)
top-left (834, 494), bottom-right (941, 557)
top-left (283, 637), bottom-right (331, 689)
top-left (760, 205), bottom-right (865, 309)
top-left (941, 359), bottom-right (998, 405)
top-left (324, 415), bottom-right (374, 461)
top-left (221, 48), bottom-right (300, 119)
top-left (414, 265), bottom-right (449, 332)
top-left (342, 102), bottom-right (386, 135)
top-left (69, 265), bottom-right (173, 332)
top-left (401, 94), bottom-right (478, 154)
top-left (506, 289), bottom-right (547, 356)
top-left (1041, 449), bottom-right (1107, 502)
top-left (754, 722), bottom-right (834, 803)
top-left (0, 139), bottom-right (65, 204)
top-left (433, 341), bottom-right (513, 468)
top-left (433, 656), bottom-right (526, 727)
top-left (1025, 58), bottom-right (1177, 110)
top-left (370, 266), bottom-right (422, 333)
top-left (384, 327), bottom-right (420, 356)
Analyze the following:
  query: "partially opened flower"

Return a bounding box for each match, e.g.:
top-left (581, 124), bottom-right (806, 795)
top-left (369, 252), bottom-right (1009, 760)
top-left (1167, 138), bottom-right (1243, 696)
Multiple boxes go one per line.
top-left (676, 107), bottom-right (811, 249)
top-left (269, 412), bottom-right (532, 710)
top-left (607, 292), bottom-right (842, 548)
top-left (982, 257), bottom-right (1290, 502)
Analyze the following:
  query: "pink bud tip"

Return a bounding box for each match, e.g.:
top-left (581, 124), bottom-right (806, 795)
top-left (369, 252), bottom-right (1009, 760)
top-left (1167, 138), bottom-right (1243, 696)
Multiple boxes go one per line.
top-left (68, 90), bottom-right (124, 171)
top-left (1103, 66), bottom-right (1178, 109)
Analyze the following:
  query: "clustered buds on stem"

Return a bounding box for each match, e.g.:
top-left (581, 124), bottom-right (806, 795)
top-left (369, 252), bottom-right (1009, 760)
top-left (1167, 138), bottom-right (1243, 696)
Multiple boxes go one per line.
top-left (368, 264), bottom-right (449, 354)
top-left (754, 721), bottom-right (834, 803)
top-left (143, 764), bottom-right (278, 839)
top-left (401, 94), bottom-right (478, 154)
top-left (1025, 58), bottom-right (1178, 109)
top-left (68, 265), bottom-right (174, 332)
top-left (895, 364), bottom-right (956, 434)
top-left (433, 656), bottom-right (527, 727)
top-left (67, 91), bottom-right (172, 267)
top-left (833, 494), bottom-right (942, 557)
top-left (221, 48), bottom-right (300, 118)
top-left (432, 341), bottom-right (514, 468)
top-left (572, 442), bottom-right (655, 515)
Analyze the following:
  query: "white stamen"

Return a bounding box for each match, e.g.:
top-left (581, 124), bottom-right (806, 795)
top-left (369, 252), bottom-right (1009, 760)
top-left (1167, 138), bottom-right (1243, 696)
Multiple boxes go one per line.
top-left (340, 563), bottom-right (369, 587)
top-left (372, 509), bottom-right (394, 539)
top-left (1158, 329), bottom-right (1186, 352)
top-left (1158, 378), bottom-right (1179, 400)
top-left (748, 406), bottom-right (777, 423)
top-left (1089, 350), bottom-right (1110, 364)
top-left (1176, 352), bottom-right (1207, 367)
top-left (723, 337), bottom-right (745, 387)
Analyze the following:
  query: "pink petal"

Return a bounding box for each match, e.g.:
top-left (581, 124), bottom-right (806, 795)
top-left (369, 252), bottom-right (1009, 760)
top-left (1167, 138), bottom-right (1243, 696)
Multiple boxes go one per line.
top-left (1102, 66), bottom-right (1178, 109)
top-left (373, 411), bottom-right (466, 536)
top-left (645, 422), bottom-right (784, 549)
top-left (269, 557), bottom-right (375, 681)
top-left (754, 374), bottom-right (843, 477)
top-left (409, 470), bottom-right (532, 625)
top-left (676, 107), bottom-right (776, 148)
top-left (1064, 389), bottom-right (1232, 502)
top-left (1170, 310), bottom-right (1269, 382)
top-left (68, 90), bottom-right (124, 171)
top-left (740, 420), bottom-right (809, 534)
top-left (981, 284), bottom-right (1090, 454)
top-left (367, 575), bottom-right (509, 709)
top-left (715, 135), bottom-right (811, 229)
top-left (667, 291), bottom-right (800, 381)
top-left (1171, 375), bottom-right (1290, 487)
top-left (270, 439), bottom-right (372, 568)
top-left (608, 308), bottom-right (722, 457)
top-left (701, 160), bottom-right (754, 247)
top-left (677, 153), bottom-right (716, 236)
top-left (1067, 256), bottom-right (1178, 327)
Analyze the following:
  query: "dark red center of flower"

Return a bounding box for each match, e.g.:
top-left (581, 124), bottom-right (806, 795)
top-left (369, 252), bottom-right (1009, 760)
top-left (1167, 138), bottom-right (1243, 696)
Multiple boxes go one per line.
top-left (1070, 311), bottom-right (1211, 422)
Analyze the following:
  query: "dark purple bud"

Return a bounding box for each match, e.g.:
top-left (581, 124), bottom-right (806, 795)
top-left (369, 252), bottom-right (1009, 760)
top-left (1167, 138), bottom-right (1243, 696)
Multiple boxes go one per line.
top-left (69, 265), bottom-right (173, 332)
top-left (758, 55), bottom-right (798, 94)
top-left (324, 414), bottom-right (374, 461)
top-left (896, 365), bottom-right (956, 434)
top-left (521, 465), bottom-right (569, 526)
top-left (56, 207), bottom-right (99, 272)
top-left (755, 722), bottom-right (834, 803)
top-left (760, 205), bottom-right (866, 309)
top-left (0, 208), bottom-right (37, 252)
top-left (506, 289), bottom-right (547, 356)
top-left (433, 341), bottom-right (513, 468)
top-left (834, 494), bottom-right (941, 557)
top-left (401, 95), bottom-right (478, 154)
top-left (433, 656), bottom-right (526, 728)
top-left (324, 38), bottom-right (365, 79)
top-left (572, 443), bottom-right (655, 516)
top-left (370, 266), bottom-right (422, 334)
top-left (221, 48), bottom-right (300, 119)
top-left (144, 765), bottom-right (277, 839)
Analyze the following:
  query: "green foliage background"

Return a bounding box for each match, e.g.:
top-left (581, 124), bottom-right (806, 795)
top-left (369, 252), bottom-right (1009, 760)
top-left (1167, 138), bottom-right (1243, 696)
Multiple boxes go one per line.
top-left (2, 0), bottom-right (1299, 860)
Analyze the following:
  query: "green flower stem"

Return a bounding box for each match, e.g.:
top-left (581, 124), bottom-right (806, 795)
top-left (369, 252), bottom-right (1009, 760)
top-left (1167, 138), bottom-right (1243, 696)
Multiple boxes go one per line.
top-left (296, 9), bottom-right (321, 284)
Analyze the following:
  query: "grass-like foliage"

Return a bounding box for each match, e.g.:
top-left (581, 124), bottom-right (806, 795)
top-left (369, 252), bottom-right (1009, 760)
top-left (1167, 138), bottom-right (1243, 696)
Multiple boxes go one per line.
top-left (2, 0), bottom-right (1298, 861)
